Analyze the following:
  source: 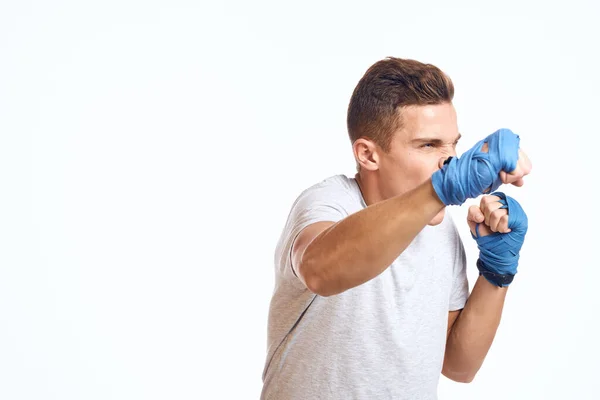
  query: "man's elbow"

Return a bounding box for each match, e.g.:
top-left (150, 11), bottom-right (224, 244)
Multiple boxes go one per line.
top-left (304, 273), bottom-right (328, 296)
top-left (303, 271), bottom-right (338, 297)
top-left (299, 259), bottom-right (345, 297)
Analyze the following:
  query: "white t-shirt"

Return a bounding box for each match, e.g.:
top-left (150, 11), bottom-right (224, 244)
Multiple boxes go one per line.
top-left (261, 174), bottom-right (469, 400)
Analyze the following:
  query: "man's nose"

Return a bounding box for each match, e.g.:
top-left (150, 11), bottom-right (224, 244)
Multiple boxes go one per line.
top-left (438, 156), bottom-right (452, 169)
top-left (438, 146), bottom-right (457, 169)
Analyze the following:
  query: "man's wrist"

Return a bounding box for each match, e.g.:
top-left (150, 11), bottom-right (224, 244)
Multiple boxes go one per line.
top-left (477, 259), bottom-right (514, 287)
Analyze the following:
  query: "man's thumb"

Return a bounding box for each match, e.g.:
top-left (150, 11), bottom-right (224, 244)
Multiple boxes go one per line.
top-left (467, 205), bottom-right (487, 237)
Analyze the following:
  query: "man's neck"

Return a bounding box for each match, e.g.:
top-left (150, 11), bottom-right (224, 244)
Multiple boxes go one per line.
top-left (354, 172), bottom-right (384, 206)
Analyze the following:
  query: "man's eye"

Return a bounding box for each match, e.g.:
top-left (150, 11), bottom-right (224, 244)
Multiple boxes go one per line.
top-left (421, 143), bottom-right (435, 148)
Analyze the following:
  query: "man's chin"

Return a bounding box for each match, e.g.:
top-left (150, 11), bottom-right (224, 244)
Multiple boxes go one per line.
top-left (428, 208), bottom-right (446, 226)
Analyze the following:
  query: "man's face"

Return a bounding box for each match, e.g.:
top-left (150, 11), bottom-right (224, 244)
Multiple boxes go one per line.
top-left (379, 103), bottom-right (460, 225)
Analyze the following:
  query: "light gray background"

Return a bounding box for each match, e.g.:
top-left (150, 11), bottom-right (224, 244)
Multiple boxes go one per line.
top-left (1, 1), bottom-right (598, 399)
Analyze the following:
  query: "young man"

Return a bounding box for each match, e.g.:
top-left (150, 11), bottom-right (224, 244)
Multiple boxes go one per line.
top-left (261, 57), bottom-right (532, 400)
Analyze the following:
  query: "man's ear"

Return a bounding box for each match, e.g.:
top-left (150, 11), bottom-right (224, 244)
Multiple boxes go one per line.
top-left (353, 138), bottom-right (380, 171)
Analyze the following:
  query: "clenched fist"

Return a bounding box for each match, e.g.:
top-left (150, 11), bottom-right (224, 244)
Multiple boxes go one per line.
top-left (467, 192), bottom-right (528, 287)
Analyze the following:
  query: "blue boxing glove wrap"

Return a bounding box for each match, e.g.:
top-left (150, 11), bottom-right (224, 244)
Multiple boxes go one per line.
top-left (472, 192), bottom-right (528, 287)
top-left (432, 128), bottom-right (520, 206)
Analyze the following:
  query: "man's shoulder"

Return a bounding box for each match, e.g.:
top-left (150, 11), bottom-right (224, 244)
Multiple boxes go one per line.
top-left (297, 174), bottom-right (356, 199)
top-left (311, 174), bottom-right (354, 189)
top-left (287, 174), bottom-right (361, 215)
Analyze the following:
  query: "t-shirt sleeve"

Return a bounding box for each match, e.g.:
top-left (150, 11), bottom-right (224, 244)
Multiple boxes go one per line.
top-left (281, 181), bottom-right (351, 286)
top-left (449, 226), bottom-right (469, 311)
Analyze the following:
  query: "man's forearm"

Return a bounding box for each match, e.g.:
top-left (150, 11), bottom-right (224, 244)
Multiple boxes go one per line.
top-left (300, 179), bottom-right (444, 296)
top-left (442, 275), bottom-right (508, 382)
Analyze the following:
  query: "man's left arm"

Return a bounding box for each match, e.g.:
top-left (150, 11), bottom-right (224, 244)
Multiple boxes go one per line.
top-left (442, 276), bottom-right (507, 383)
top-left (442, 193), bottom-right (528, 383)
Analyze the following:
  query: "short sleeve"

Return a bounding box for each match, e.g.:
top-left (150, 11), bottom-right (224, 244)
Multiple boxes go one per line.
top-left (449, 225), bottom-right (469, 311)
top-left (278, 178), bottom-right (354, 286)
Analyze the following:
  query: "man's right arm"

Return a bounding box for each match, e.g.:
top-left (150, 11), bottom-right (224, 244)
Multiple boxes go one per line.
top-left (292, 179), bottom-right (445, 297)
top-left (292, 131), bottom-right (531, 297)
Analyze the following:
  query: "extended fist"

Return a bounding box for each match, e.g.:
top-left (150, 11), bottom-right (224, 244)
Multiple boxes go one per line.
top-left (432, 128), bottom-right (532, 206)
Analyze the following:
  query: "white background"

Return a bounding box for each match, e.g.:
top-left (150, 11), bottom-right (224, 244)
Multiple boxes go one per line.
top-left (1, 0), bottom-right (598, 399)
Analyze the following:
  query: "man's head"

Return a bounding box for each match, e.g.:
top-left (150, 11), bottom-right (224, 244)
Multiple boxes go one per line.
top-left (347, 57), bottom-right (460, 225)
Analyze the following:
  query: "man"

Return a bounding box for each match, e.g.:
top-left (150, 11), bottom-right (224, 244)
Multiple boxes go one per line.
top-left (261, 57), bottom-right (532, 399)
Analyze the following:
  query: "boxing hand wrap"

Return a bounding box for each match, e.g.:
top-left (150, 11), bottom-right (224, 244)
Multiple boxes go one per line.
top-left (432, 128), bottom-right (520, 206)
top-left (472, 192), bottom-right (528, 287)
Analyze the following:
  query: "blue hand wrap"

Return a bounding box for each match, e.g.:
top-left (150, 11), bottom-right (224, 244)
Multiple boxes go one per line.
top-left (472, 192), bottom-right (528, 287)
top-left (431, 128), bottom-right (520, 206)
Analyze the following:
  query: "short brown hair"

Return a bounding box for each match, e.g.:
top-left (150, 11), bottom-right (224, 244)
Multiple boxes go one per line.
top-left (347, 57), bottom-right (454, 152)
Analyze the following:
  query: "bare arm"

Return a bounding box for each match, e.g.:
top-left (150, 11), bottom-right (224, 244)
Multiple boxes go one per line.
top-left (293, 178), bottom-right (444, 297)
top-left (294, 146), bottom-right (531, 297)
top-left (442, 277), bottom-right (507, 382)
top-left (442, 196), bottom-right (518, 383)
